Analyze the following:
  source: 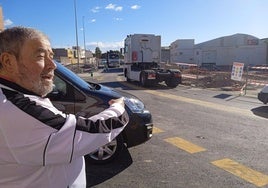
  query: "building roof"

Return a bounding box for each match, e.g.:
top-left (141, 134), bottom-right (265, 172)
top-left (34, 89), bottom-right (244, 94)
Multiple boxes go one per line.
top-left (195, 33), bottom-right (260, 48)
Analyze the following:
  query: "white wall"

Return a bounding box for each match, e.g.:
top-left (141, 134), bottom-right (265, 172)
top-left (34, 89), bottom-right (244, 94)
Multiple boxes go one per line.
top-left (170, 39), bottom-right (195, 63)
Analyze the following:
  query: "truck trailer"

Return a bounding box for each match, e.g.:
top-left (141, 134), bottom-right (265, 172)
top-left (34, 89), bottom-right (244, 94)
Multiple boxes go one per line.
top-left (123, 34), bottom-right (182, 87)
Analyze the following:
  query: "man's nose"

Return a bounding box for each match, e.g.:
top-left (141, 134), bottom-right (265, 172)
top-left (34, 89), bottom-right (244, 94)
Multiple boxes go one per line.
top-left (46, 57), bottom-right (57, 70)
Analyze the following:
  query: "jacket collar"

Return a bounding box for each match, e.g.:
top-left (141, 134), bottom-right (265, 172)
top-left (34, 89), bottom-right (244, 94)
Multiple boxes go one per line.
top-left (0, 77), bottom-right (39, 96)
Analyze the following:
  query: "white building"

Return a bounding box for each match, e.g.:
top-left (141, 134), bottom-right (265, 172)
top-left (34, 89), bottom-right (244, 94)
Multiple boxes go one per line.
top-left (170, 33), bottom-right (268, 67)
top-left (161, 46), bottom-right (171, 63)
top-left (170, 39), bottom-right (195, 64)
top-left (194, 33), bottom-right (267, 67)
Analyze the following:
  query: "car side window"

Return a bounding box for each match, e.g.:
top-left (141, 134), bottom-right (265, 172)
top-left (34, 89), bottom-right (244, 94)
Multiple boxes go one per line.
top-left (54, 75), bottom-right (67, 96)
top-left (52, 75), bottom-right (86, 102)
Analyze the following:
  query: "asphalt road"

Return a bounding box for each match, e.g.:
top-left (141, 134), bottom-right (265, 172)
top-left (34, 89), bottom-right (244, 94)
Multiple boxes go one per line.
top-left (82, 68), bottom-right (268, 188)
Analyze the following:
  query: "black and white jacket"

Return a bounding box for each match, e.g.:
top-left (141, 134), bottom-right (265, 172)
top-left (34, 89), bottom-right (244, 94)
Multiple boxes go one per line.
top-left (0, 77), bottom-right (129, 188)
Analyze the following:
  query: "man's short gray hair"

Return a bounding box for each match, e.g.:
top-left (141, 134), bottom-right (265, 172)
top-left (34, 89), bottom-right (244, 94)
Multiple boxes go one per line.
top-left (0, 26), bottom-right (49, 69)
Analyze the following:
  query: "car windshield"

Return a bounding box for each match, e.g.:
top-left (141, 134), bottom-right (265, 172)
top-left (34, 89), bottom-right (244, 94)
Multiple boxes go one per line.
top-left (55, 62), bottom-right (94, 90)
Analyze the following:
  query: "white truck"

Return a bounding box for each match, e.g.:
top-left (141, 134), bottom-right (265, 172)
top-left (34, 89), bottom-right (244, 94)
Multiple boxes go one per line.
top-left (107, 50), bottom-right (120, 68)
top-left (123, 34), bottom-right (182, 87)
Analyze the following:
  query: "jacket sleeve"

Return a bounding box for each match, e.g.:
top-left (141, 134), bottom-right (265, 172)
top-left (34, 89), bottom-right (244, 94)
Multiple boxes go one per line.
top-left (44, 102), bottom-right (129, 165)
top-left (0, 89), bottom-right (128, 166)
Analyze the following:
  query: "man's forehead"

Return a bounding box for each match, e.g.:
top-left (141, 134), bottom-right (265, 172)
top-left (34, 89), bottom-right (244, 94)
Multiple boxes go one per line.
top-left (23, 38), bottom-right (52, 52)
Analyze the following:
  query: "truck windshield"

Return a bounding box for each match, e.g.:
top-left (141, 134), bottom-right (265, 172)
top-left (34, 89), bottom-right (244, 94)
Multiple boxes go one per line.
top-left (108, 54), bottom-right (119, 59)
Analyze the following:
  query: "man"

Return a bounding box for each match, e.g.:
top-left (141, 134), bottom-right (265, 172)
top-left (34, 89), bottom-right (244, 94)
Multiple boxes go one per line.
top-left (0, 26), bottom-right (128, 188)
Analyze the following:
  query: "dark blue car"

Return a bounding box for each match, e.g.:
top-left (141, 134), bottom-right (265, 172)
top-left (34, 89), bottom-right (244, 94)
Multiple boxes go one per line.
top-left (48, 62), bottom-right (153, 164)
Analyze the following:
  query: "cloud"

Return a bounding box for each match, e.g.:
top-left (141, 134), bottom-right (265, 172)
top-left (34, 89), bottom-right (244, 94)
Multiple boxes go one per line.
top-left (91, 6), bottom-right (101, 13)
top-left (131, 5), bottom-right (141, 10)
top-left (91, 19), bottom-right (96, 23)
top-left (105, 4), bottom-right (115, 10)
top-left (87, 41), bottom-right (124, 51)
top-left (4, 19), bottom-right (13, 26)
top-left (114, 17), bottom-right (123, 21)
top-left (115, 6), bottom-right (123, 11)
top-left (105, 4), bottom-right (123, 12)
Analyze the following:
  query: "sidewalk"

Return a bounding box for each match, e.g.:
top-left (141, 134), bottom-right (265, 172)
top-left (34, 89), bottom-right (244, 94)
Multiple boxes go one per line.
top-left (77, 69), bottom-right (103, 82)
top-left (220, 83), bottom-right (263, 98)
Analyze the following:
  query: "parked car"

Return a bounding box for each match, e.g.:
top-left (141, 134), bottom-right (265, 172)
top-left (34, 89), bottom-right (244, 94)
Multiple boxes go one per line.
top-left (258, 85), bottom-right (268, 104)
top-left (48, 61), bottom-right (153, 164)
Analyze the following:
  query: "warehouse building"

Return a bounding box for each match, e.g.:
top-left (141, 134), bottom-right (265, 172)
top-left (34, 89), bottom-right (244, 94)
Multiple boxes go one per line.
top-left (161, 46), bottom-right (171, 63)
top-left (170, 33), bottom-right (268, 68)
top-left (194, 33), bottom-right (267, 67)
top-left (170, 39), bottom-right (195, 64)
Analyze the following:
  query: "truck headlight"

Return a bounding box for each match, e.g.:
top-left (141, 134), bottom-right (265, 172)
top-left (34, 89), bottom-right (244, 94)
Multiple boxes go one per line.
top-left (124, 97), bottom-right (145, 113)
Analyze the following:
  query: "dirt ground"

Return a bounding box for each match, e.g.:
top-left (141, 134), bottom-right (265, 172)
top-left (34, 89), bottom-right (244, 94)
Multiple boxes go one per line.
top-left (66, 63), bottom-right (267, 92)
top-left (182, 70), bottom-right (268, 91)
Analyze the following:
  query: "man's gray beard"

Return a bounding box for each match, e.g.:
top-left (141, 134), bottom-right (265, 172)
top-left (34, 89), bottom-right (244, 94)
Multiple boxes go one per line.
top-left (34, 79), bottom-right (54, 96)
top-left (17, 67), bottom-right (53, 96)
top-left (21, 76), bottom-right (53, 96)
top-left (19, 73), bottom-right (53, 96)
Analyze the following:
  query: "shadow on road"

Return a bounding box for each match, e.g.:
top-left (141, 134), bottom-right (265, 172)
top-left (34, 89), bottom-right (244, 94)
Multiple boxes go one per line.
top-left (251, 106), bottom-right (268, 119)
top-left (101, 80), bottom-right (177, 91)
top-left (100, 81), bottom-right (132, 91)
top-left (85, 146), bottom-right (133, 187)
top-left (213, 93), bottom-right (233, 99)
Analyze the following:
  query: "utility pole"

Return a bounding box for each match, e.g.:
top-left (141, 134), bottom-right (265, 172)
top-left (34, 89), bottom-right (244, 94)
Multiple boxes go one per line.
top-left (73, 0), bottom-right (80, 69)
top-left (0, 7), bottom-right (4, 31)
top-left (83, 16), bottom-right (86, 64)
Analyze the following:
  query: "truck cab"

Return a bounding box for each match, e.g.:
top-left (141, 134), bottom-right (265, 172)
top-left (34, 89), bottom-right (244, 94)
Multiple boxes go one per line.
top-left (123, 34), bottom-right (182, 88)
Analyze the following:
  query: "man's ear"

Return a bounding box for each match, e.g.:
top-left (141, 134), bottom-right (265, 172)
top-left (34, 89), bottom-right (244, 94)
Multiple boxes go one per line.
top-left (0, 52), bottom-right (17, 73)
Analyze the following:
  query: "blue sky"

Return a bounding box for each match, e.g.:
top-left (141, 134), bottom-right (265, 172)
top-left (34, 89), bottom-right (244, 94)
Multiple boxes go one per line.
top-left (1, 0), bottom-right (268, 52)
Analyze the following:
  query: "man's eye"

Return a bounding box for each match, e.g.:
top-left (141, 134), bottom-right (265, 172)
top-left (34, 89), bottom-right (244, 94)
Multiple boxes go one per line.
top-left (37, 54), bottom-right (45, 58)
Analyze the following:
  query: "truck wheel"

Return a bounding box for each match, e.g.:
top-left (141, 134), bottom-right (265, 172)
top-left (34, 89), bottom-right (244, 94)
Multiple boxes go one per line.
top-left (126, 76), bottom-right (131, 82)
top-left (126, 72), bottom-right (132, 82)
top-left (125, 74), bottom-right (131, 82)
top-left (124, 69), bottom-right (131, 82)
top-left (165, 79), bottom-right (179, 88)
top-left (140, 72), bottom-right (147, 86)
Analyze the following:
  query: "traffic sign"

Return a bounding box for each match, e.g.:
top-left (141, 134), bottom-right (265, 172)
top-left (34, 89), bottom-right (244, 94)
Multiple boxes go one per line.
top-left (231, 62), bottom-right (244, 81)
